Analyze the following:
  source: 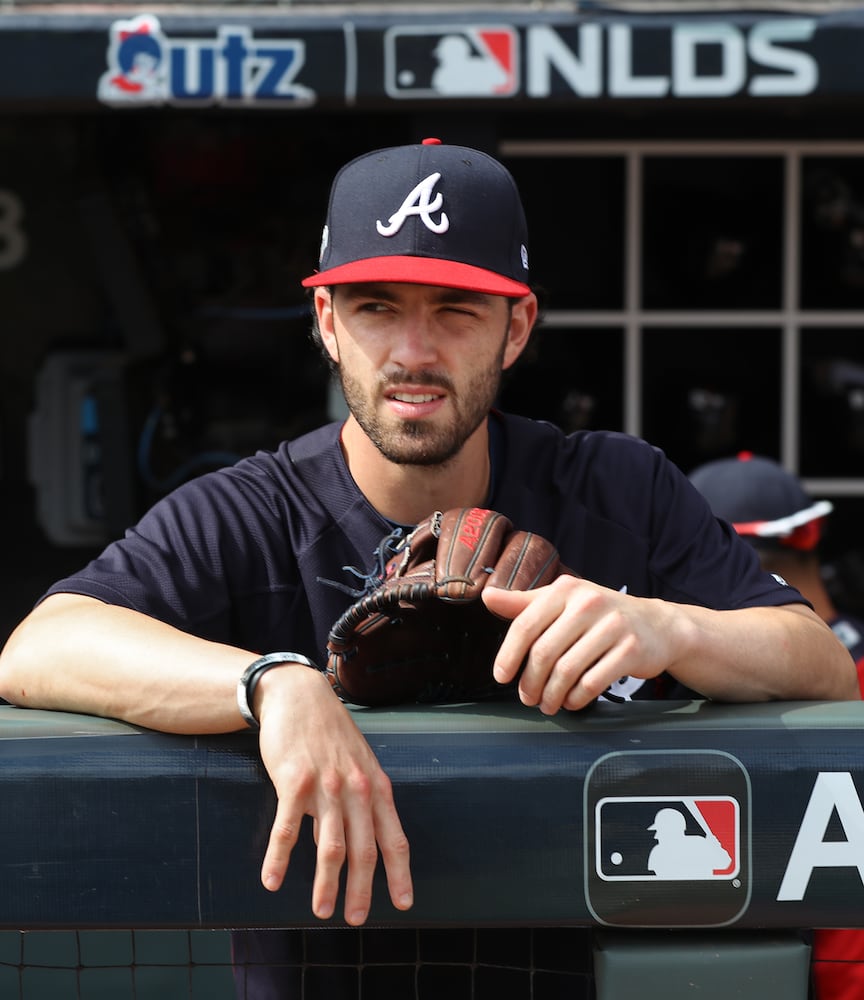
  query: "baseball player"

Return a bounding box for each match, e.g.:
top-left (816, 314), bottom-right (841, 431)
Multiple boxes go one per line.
top-left (0, 139), bottom-right (858, 999)
top-left (646, 807), bottom-right (732, 879)
top-left (690, 451), bottom-right (864, 1000)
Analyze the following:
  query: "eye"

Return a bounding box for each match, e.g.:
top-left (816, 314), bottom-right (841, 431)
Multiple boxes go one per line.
top-left (437, 293), bottom-right (494, 318)
top-left (442, 304), bottom-right (487, 322)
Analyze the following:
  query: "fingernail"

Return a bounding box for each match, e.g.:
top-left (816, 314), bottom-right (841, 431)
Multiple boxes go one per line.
top-left (263, 874), bottom-right (279, 891)
top-left (399, 893), bottom-right (413, 909)
top-left (349, 910), bottom-right (367, 925)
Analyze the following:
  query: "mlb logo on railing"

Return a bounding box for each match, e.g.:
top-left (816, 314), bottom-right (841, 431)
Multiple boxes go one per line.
top-left (383, 26), bottom-right (519, 99)
top-left (595, 795), bottom-right (740, 881)
top-left (585, 750), bottom-right (751, 927)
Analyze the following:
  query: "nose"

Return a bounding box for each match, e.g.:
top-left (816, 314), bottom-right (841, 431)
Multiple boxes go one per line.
top-left (388, 309), bottom-right (440, 370)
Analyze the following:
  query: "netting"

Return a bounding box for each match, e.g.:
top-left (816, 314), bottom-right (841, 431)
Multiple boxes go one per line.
top-left (0, 929), bottom-right (233, 999)
top-left (0, 926), bottom-right (596, 1000)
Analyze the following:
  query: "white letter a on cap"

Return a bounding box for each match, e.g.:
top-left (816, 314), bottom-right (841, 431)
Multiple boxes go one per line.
top-left (377, 172), bottom-right (449, 236)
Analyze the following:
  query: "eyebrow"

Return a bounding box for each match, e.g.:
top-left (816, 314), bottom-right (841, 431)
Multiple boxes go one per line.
top-left (435, 289), bottom-right (495, 307)
top-left (338, 284), bottom-right (495, 307)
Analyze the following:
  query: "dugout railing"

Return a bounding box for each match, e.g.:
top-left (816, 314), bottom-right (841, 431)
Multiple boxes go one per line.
top-left (1, 699), bottom-right (862, 999)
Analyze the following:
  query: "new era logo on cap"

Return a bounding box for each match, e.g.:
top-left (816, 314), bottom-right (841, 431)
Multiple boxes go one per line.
top-left (301, 138), bottom-right (531, 297)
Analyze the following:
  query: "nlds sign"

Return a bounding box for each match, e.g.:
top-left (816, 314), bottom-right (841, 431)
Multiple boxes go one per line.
top-left (96, 16), bottom-right (821, 109)
top-left (385, 20), bottom-right (818, 101)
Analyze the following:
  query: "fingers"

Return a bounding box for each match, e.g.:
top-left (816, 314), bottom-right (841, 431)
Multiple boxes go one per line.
top-left (328, 770), bottom-right (413, 925)
top-left (256, 669), bottom-right (413, 925)
top-left (261, 800), bottom-right (304, 894)
top-left (482, 587), bottom-right (542, 685)
top-left (487, 578), bottom-right (632, 714)
top-left (487, 584), bottom-right (572, 693)
top-left (311, 807), bottom-right (349, 921)
top-left (373, 784), bottom-right (414, 915)
top-left (263, 760), bottom-right (413, 926)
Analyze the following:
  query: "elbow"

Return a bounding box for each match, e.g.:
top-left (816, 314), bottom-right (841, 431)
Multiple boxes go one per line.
top-left (819, 644), bottom-right (862, 703)
top-left (0, 593), bottom-right (99, 709)
top-left (0, 602), bottom-right (60, 707)
top-left (0, 622), bottom-right (31, 706)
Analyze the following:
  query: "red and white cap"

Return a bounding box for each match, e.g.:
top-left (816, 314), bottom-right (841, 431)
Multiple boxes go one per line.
top-left (302, 138), bottom-right (531, 298)
top-left (689, 451), bottom-right (833, 551)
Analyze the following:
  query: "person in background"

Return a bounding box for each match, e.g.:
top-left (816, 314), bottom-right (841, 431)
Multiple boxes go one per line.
top-left (689, 451), bottom-right (864, 681)
top-left (689, 450), bottom-right (864, 1000)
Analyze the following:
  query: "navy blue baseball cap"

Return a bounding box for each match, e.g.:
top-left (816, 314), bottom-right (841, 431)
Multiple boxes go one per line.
top-left (689, 451), bottom-right (833, 551)
top-left (301, 138), bottom-right (531, 297)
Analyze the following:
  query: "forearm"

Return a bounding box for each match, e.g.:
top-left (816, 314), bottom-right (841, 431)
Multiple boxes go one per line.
top-left (667, 602), bottom-right (861, 703)
top-left (0, 593), bottom-right (256, 733)
top-left (0, 597), bottom-right (414, 923)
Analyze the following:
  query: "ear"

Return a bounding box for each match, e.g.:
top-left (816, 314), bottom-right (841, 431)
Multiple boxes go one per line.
top-left (502, 292), bottom-right (538, 371)
top-left (314, 288), bottom-right (339, 363)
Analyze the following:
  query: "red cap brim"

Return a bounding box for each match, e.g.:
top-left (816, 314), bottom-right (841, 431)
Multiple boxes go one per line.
top-left (301, 255), bottom-right (531, 298)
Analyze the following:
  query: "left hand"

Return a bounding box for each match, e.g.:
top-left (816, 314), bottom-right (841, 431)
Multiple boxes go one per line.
top-left (483, 576), bottom-right (674, 714)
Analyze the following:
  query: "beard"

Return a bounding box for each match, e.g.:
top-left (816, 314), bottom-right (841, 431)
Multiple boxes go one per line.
top-left (338, 355), bottom-right (505, 467)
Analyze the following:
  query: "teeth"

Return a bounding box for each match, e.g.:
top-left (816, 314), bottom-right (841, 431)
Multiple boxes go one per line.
top-left (392, 392), bottom-right (437, 403)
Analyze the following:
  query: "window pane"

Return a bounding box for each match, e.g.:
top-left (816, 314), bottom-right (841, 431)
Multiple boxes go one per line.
top-left (820, 496), bottom-right (864, 614)
top-left (504, 157), bottom-right (625, 310)
top-left (799, 328), bottom-right (864, 476)
top-left (642, 157), bottom-right (784, 310)
top-left (641, 327), bottom-right (781, 473)
top-left (497, 326), bottom-right (624, 433)
top-left (801, 158), bottom-right (864, 309)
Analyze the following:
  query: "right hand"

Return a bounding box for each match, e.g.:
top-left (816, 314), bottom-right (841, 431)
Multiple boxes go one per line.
top-left (255, 664), bottom-right (413, 926)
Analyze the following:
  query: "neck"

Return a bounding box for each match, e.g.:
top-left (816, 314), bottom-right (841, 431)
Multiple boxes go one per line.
top-left (807, 583), bottom-right (839, 624)
top-left (340, 416), bottom-right (492, 525)
top-left (764, 556), bottom-right (838, 623)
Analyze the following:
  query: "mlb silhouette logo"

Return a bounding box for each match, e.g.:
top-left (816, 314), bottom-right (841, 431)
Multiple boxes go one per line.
top-left (384, 26), bottom-right (519, 99)
top-left (596, 795), bottom-right (739, 881)
top-left (585, 750), bottom-right (751, 926)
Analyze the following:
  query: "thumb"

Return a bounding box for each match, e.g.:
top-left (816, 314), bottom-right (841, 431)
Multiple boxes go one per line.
top-left (482, 586), bottom-right (538, 620)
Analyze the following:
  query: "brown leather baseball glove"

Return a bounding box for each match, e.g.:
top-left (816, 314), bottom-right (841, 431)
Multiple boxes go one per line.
top-left (325, 507), bottom-right (574, 706)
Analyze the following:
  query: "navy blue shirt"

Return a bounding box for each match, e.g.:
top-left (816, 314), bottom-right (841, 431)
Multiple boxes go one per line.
top-left (44, 412), bottom-right (807, 701)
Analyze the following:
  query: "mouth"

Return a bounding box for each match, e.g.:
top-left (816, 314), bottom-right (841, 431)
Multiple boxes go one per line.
top-left (390, 391), bottom-right (441, 404)
top-left (384, 384), bottom-right (447, 419)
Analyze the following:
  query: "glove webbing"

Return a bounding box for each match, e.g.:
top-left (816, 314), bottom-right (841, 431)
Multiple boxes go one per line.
top-left (328, 577), bottom-right (481, 650)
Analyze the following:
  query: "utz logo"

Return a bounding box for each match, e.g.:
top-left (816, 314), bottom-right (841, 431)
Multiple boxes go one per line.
top-left (585, 750), bottom-right (751, 927)
top-left (384, 26), bottom-right (518, 99)
top-left (97, 14), bottom-right (315, 108)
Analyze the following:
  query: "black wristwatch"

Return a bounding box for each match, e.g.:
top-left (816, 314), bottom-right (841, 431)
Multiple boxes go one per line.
top-left (236, 652), bottom-right (319, 730)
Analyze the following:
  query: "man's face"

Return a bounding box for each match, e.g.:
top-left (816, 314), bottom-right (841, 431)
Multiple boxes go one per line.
top-left (315, 283), bottom-right (533, 467)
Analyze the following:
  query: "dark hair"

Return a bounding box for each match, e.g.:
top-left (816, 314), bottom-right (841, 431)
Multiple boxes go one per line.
top-left (307, 287), bottom-right (336, 375)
